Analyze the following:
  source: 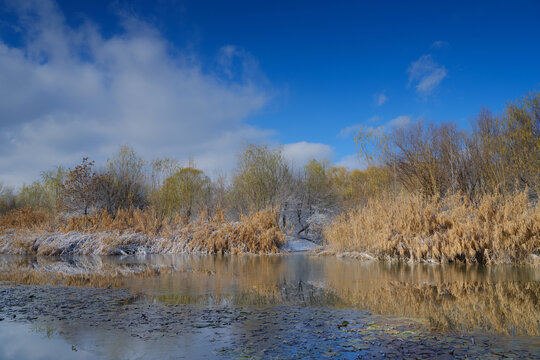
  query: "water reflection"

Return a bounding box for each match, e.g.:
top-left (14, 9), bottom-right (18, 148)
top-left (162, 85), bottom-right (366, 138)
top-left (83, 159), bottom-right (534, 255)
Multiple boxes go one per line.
top-left (0, 254), bottom-right (538, 336)
top-left (0, 322), bottom-right (96, 359)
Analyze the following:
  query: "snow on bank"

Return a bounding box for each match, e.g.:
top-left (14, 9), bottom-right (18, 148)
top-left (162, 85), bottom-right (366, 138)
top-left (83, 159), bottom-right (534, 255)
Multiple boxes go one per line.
top-left (0, 230), bottom-right (207, 256)
top-left (281, 236), bottom-right (320, 252)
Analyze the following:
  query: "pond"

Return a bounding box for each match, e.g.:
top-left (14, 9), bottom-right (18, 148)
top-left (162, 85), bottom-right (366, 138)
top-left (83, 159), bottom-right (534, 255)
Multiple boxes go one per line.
top-left (0, 254), bottom-right (539, 359)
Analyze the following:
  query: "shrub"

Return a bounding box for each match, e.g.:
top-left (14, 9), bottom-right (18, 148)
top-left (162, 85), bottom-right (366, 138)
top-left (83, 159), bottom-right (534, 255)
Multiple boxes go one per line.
top-left (0, 183), bottom-right (16, 214)
top-left (232, 144), bottom-right (291, 211)
top-left (97, 146), bottom-right (148, 215)
top-left (324, 191), bottom-right (539, 264)
top-left (60, 158), bottom-right (101, 215)
top-left (157, 167), bottom-right (211, 220)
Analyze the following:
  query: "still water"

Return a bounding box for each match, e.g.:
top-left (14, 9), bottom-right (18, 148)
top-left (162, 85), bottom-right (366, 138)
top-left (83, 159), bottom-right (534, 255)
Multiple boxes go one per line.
top-left (0, 254), bottom-right (539, 359)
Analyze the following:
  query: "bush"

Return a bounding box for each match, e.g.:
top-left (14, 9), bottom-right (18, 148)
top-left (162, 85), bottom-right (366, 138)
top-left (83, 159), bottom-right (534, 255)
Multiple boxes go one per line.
top-left (97, 146), bottom-right (148, 215)
top-left (324, 191), bottom-right (539, 264)
top-left (232, 144), bottom-right (291, 211)
top-left (157, 167), bottom-right (211, 220)
top-left (60, 158), bottom-right (101, 215)
top-left (0, 183), bottom-right (16, 214)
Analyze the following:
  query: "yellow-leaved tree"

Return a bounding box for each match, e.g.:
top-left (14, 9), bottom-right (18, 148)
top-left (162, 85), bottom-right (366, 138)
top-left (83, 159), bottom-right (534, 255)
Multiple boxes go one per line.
top-left (158, 167), bottom-right (211, 220)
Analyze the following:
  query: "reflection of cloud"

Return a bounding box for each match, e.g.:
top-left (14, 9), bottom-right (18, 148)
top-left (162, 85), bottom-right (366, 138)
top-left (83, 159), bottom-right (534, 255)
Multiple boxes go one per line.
top-left (0, 1), bottom-right (272, 186)
top-left (0, 322), bottom-right (96, 360)
top-left (407, 55), bottom-right (447, 95)
top-left (282, 142), bottom-right (334, 168)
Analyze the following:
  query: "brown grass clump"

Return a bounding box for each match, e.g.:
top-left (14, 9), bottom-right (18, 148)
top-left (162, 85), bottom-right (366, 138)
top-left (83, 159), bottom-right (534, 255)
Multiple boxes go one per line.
top-left (185, 208), bottom-right (285, 254)
top-left (0, 207), bottom-right (51, 228)
top-left (324, 191), bottom-right (540, 264)
top-left (0, 207), bottom-right (285, 255)
top-left (59, 207), bottom-right (168, 235)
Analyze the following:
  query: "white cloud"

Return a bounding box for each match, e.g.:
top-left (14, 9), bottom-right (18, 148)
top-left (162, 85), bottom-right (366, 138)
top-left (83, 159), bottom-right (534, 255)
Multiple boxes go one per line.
top-left (375, 92), bottom-right (388, 106)
top-left (282, 142), bottom-right (334, 168)
top-left (339, 124), bottom-right (363, 138)
top-left (407, 55), bottom-right (447, 96)
top-left (335, 154), bottom-right (367, 170)
top-left (339, 114), bottom-right (408, 139)
top-left (339, 116), bottom-right (380, 137)
top-left (387, 115), bottom-right (410, 128)
top-left (431, 40), bottom-right (449, 49)
top-left (0, 1), bottom-right (273, 186)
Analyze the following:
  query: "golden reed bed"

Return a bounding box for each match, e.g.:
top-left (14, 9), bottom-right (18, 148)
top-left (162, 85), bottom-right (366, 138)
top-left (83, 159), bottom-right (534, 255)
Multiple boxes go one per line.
top-left (0, 207), bottom-right (285, 255)
top-left (323, 191), bottom-right (539, 264)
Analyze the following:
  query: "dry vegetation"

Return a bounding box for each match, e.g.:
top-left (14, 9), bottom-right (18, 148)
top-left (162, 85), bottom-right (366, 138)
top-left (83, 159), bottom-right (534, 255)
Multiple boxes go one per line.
top-left (0, 90), bottom-right (538, 262)
top-left (0, 207), bottom-right (284, 256)
top-left (324, 90), bottom-right (539, 264)
top-left (324, 191), bottom-right (540, 264)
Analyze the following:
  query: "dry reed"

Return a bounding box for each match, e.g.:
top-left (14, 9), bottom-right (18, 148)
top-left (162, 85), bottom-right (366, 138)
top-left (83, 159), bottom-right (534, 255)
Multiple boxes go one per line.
top-left (0, 207), bottom-right (51, 228)
top-left (0, 207), bottom-right (285, 255)
top-left (323, 191), bottom-right (540, 264)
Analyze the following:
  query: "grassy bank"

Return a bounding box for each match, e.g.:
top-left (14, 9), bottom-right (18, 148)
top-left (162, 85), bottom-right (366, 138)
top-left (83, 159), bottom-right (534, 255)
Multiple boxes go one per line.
top-left (2, 192), bottom-right (539, 263)
top-left (323, 191), bottom-right (539, 264)
top-left (0, 207), bottom-right (285, 255)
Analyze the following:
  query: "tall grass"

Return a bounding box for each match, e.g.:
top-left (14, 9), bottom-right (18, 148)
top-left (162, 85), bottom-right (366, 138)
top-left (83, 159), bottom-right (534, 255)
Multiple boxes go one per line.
top-left (0, 207), bottom-right (285, 255)
top-left (0, 207), bottom-right (51, 228)
top-left (323, 191), bottom-right (539, 264)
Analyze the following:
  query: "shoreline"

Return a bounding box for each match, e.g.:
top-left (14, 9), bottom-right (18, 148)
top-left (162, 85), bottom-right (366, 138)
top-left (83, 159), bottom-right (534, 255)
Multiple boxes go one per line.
top-left (2, 228), bottom-right (539, 265)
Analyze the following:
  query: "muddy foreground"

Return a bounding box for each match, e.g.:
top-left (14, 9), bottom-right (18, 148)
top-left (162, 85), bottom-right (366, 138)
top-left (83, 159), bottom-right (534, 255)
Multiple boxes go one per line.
top-left (0, 283), bottom-right (539, 359)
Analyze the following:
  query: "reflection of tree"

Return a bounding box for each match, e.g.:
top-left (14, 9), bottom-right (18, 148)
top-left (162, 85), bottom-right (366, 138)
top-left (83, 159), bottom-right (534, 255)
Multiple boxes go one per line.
top-left (1, 254), bottom-right (538, 336)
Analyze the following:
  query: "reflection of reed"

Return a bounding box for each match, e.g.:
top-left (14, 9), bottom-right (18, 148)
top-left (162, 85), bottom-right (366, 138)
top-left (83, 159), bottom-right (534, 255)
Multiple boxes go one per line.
top-left (150, 281), bottom-right (344, 307)
top-left (323, 263), bottom-right (540, 336)
top-left (0, 254), bottom-right (538, 336)
top-left (334, 281), bottom-right (540, 335)
top-left (0, 255), bottom-right (171, 288)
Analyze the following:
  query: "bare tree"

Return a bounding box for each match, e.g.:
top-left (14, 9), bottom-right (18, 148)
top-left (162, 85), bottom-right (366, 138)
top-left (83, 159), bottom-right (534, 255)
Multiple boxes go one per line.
top-left (61, 158), bottom-right (100, 215)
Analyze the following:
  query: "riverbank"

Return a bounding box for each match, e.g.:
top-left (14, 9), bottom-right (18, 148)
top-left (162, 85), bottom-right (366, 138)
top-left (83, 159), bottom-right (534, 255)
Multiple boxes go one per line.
top-left (324, 191), bottom-right (540, 265)
top-left (1, 191), bottom-right (539, 264)
top-left (0, 208), bottom-right (285, 255)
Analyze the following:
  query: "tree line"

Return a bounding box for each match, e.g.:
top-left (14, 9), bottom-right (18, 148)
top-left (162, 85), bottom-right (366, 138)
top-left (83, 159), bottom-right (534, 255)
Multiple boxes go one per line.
top-left (0, 90), bottom-right (538, 236)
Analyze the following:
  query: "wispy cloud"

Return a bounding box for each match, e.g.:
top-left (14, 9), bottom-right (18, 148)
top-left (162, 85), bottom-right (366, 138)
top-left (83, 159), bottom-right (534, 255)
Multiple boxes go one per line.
top-left (374, 92), bottom-right (388, 106)
top-left (407, 55), bottom-right (447, 96)
top-left (339, 124), bottom-right (362, 137)
top-left (339, 116), bottom-right (380, 137)
top-left (335, 154), bottom-right (368, 170)
top-left (336, 115), bottom-right (410, 170)
top-left (0, 0), bottom-right (273, 186)
top-left (387, 115), bottom-right (410, 128)
top-left (339, 114), bottom-right (409, 139)
top-left (431, 40), bottom-right (449, 49)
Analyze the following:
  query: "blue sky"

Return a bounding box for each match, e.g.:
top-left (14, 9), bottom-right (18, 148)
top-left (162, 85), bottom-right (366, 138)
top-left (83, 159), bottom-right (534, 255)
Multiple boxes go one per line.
top-left (0, 0), bottom-right (539, 185)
